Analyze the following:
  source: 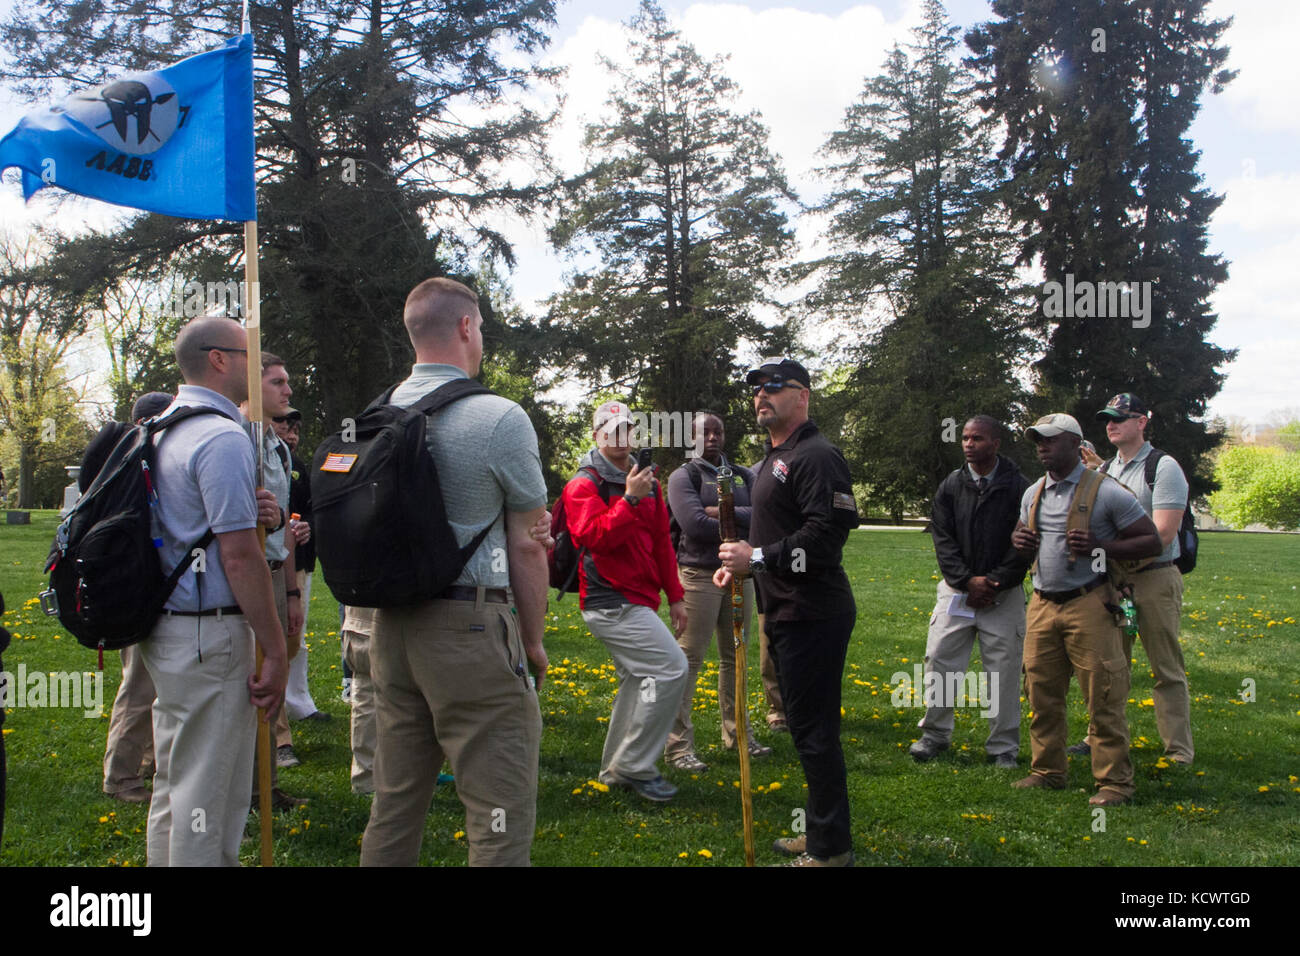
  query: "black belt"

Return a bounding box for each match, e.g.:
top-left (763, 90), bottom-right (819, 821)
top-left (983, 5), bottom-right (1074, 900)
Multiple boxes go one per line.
top-left (1034, 578), bottom-right (1107, 605)
top-left (268, 560), bottom-right (284, 572)
top-left (1135, 561), bottom-right (1175, 573)
top-left (438, 586), bottom-right (510, 605)
top-left (164, 605), bottom-right (243, 617)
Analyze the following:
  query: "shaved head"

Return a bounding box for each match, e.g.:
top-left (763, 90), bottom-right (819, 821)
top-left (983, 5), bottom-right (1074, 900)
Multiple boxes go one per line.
top-left (175, 316), bottom-right (245, 381)
top-left (404, 277), bottom-right (480, 346)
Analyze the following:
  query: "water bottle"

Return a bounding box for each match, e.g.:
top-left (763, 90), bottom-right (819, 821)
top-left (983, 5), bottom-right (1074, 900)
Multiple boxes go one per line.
top-left (1120, 596), bottom-right (1138, 637)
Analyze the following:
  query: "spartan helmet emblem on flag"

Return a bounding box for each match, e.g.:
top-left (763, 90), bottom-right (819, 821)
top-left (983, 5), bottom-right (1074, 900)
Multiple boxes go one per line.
top-left (61, 73), bottom-right (182, 156)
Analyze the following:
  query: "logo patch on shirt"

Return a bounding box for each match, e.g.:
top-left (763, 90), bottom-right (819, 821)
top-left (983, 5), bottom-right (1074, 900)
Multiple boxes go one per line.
top-left (320, 453), bottom-right (358, 474)
top-left (833, 491), bottom-right (858, 513)
top-left (771, 458), bottom-right (789, 483)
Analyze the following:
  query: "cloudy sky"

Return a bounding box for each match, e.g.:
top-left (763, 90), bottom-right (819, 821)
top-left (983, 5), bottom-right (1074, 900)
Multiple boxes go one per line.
top-left (2, 0), bottom-right (1295, 424)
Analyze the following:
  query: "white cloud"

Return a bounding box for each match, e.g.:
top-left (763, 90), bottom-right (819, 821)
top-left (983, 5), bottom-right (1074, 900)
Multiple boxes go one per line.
top-left (1207, 337), bottom-right (1300, 424)
top-left (1213, 170), bottom-right (1300, 234)
top-left (1214, 0), bottom-right (1300, 133)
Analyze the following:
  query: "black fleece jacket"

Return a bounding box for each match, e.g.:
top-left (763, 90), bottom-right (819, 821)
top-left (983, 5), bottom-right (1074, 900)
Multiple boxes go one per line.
top-left (930, 454), bottom-right (1032, 592)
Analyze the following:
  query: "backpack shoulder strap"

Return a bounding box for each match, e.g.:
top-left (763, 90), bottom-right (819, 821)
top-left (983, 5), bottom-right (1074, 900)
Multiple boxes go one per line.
top-left (1067, 467), bottom-right (1106, 538)
top-left (572, 465), bottom-right (611, 504)
top-left (1143, 448), bottom-right (1164, 489)
top-left (410, 378), bottom-right (494, 416)
top-left (147, 405), bottom-right (230, 435)
top-left (1026, 478), bottom-right (1046, 533)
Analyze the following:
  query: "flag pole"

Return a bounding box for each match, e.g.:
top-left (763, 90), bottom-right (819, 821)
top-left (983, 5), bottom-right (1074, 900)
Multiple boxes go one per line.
top-left (244, 220), bottom-right (273, 867)
top-left (240, 0), bottom-right (272, 867)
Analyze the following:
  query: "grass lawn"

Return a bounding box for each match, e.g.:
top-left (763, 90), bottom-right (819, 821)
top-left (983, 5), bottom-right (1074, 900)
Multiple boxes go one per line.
top-left (1, 513), bottom-right (1297, 867)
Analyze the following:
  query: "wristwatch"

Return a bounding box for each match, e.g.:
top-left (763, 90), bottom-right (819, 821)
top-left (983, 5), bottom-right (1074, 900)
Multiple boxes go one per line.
top-left (623, 493), bottom-right (641, 507)
top-left (749, 546), bottom-right (766, 574)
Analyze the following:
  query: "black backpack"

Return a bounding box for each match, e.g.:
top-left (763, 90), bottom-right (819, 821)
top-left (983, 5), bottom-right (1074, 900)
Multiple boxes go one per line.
top-left (40, 407), bottom-right (225, 663)
top-left (547, 466), bottom-right (610, 600)
top-left (1101, 449), bottom-right (1198, 574)
top-left (312, 378), bottom-right (495, 607)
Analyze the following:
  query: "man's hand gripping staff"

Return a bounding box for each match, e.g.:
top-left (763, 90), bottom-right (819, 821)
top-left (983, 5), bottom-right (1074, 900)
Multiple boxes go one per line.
top-left (716, 465), bottom-right (756, 867)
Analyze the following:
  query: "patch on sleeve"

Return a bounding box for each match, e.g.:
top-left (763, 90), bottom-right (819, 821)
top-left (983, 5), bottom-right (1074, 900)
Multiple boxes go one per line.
top-left (832, 491), bottom-right (858, 513)
top-left (320, 453), bottom-right (358, 474)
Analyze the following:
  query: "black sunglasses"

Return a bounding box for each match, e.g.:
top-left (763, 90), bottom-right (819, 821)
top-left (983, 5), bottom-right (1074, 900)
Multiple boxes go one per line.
top-left (199, 345), bottom-right (248, 355)
top-left (751, 377), bottom-right (805, 396)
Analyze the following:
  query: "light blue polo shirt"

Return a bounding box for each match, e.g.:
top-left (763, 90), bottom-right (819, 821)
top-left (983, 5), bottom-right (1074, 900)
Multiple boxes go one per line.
top-left (1107, 441), bottom-right (1188, 563)
top-left (152, 385), bottom-right (257, 611)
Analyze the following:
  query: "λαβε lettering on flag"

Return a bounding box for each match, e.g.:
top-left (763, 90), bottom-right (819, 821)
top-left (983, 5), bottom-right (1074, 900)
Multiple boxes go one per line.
top-left (0, 33), bottom-right (255, 221)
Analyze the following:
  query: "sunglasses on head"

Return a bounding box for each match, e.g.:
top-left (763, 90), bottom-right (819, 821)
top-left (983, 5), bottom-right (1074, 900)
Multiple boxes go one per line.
top-left (751, 377), bottom-right (804, 396)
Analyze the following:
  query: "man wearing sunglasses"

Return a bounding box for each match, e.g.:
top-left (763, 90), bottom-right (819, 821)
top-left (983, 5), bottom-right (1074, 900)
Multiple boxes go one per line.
top-left (715, 357), bottom-right (860, 866)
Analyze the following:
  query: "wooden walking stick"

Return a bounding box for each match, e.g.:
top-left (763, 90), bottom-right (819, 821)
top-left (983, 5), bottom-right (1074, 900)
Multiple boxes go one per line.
top-left (244, 220), bottom-right (273, 866)
top-left (716, 464), bottom-right (755, 867)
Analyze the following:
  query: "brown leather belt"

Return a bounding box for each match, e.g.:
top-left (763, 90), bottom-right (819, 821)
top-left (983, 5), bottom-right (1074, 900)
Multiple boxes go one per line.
top-left (1135, 561), bottom-right (1175, 573)
top-left (1034, 578), bottom-right (1106, 605)
top-left (438, 586), bottom-right (510, 605)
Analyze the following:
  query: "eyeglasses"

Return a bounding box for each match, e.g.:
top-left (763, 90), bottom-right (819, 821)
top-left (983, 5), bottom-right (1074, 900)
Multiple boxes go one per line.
top-left (271, 415), bottom-right (300, 426)
top-left (199, 345), bottom-right (248, 355)
top-left (751, 378), bottom-right (805, 396)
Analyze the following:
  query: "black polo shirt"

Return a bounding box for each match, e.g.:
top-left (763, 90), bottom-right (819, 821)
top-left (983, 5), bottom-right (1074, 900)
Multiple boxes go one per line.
top-left (749, 419), bottom-right (859, 622)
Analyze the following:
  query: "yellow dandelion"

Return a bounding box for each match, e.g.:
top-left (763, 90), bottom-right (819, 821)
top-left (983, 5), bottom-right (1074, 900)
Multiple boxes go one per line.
top-left (697, 849), bottom-right (713, 859)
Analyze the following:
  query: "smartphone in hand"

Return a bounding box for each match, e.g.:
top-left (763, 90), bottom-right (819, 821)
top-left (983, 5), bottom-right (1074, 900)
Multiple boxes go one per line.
top-left (636, 448), bottom-right (653, 471)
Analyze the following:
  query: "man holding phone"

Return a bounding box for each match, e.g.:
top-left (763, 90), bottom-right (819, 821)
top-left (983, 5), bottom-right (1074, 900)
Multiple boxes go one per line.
top-left (562, 400), bottom-right (688, 802)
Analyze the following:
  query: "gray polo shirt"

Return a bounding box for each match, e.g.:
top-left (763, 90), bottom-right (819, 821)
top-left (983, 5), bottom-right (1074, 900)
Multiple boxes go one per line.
top-left (389, 363), bottom-right (548, 588)
top-left (1107, 441), bottom-right (1188, 563)
top-left (1019, 462), bottom-right (1147, 591)
top-left (152, 385), bottom-right (258, 611)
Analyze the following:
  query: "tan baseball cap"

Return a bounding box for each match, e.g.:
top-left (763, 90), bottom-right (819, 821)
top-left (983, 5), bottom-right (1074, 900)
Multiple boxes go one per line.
top-left (1025, 413), bottom-right (1083, 440)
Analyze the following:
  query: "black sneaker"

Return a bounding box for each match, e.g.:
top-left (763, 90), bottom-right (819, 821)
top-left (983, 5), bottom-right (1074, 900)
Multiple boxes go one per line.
top-left (1066, 740), bottom-right (1091, 756)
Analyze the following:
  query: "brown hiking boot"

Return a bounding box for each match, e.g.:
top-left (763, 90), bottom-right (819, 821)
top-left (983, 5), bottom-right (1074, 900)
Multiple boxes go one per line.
top-left (772, 834), bottom-right (806, 856)
top-left (784, 850), bottom-right (854, 867)
top-left (1012, 774), bottom-right (1067, 790)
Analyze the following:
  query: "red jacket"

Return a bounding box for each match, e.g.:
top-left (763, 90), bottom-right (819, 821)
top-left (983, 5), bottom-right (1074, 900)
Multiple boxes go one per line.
top-left (563, 457), bottom-right (684, 612)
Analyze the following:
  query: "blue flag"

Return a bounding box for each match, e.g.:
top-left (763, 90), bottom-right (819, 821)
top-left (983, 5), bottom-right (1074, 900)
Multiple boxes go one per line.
top-left (0, 33), bottom-right (255, 221)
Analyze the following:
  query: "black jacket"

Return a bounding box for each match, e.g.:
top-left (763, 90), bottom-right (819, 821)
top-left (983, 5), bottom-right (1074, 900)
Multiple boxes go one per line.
top-left (749, 420), bottom-right (860, 622)
top-left (289, 453), bottom-right (315, 574)
top-left (930, 454), bottom-right (1031, 593)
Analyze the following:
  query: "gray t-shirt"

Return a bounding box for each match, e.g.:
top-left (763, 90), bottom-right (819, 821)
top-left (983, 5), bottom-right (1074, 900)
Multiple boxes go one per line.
top-left (1107, 441), bottom-right (1188, 563)
top-left (152, 385), bottom-right (258, 611)
top-left (389, 363), bottom-right (548, 588)
top-left (1019, 462), bottom-right (1148, 591)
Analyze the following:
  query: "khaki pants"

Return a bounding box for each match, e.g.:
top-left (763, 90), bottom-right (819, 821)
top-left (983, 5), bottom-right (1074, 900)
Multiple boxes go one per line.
top-left (254, 567), bottom-right (290, 799)
top-left (753, 613), bottom-right (785, 726)
top-left (666, 567), bottom-right (756, 758)
top-left (341, 606), bottom-right (377, 794)
top-left (141, 610), bottom-right (257, 866)
top-left (1127, 566), bottom-right (1193, 762)
top-left (102, 644), bottom-right (156, 794)
top-left (361, 594), bottom-right (542, 867)
top-left (1023, 588), bottom-right (1133, 797)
